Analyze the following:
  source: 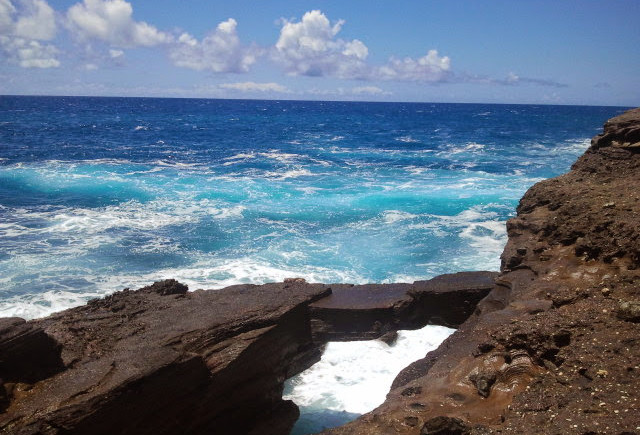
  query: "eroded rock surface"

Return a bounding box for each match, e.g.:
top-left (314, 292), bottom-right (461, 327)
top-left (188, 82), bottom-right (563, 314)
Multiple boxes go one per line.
top-left (1, 281), bottom-right (332, 435)
top-left (310, 272), bottom-right (496, 342)
top-left (321, 108), bottom-right (640, 434)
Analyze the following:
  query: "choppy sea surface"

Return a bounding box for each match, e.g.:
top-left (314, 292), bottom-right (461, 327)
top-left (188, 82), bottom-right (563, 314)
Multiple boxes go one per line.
top-left (0, 96), bottom-right (628, 432)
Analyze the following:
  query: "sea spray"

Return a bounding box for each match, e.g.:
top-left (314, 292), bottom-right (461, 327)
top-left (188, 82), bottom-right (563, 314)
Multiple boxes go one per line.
top-left (284, 325), bottom-right (455, 434)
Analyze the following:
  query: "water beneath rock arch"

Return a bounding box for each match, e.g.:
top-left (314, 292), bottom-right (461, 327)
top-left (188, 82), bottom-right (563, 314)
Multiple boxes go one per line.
top-left (283, 324), bottom-right (455, 434)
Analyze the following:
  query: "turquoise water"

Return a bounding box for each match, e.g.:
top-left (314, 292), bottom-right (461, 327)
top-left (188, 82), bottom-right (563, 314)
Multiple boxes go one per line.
top-left (0, 96), bottom-right (627, 318)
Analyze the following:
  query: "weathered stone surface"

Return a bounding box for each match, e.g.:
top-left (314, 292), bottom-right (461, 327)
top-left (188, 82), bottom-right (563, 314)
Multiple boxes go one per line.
top-left (617, 300), bottom-right (640, 323)
top-left (421, 416), bottom-right (471, 435)
top-left (309, 283), bottom-right (412, 342)
top-left (591, 107), bottom-right (640, 150)
top-left (1, 282), bottom-right (332, 435)
top-left (0, 317), bottom-right (64, 385)
top-left (309, 272), bottom-right (496, 342)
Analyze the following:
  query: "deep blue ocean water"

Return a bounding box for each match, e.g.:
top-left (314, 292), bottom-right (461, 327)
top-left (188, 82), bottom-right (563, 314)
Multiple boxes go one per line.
top-left (0, 96), bottom-right (628, 318)
top-left (0, 96), bottom-right (629, 434)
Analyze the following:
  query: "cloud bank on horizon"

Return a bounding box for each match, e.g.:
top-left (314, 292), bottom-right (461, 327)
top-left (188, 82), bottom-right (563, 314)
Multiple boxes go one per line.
top-left (0, 0), bottom-right (638, 105)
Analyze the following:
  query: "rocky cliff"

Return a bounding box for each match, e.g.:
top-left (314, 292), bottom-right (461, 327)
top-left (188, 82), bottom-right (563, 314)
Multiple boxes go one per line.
top-left (1, 108), bottom-right (639, 435)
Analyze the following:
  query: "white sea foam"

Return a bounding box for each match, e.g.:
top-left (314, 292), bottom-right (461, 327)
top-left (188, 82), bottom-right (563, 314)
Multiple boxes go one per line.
top-left (123, 167), bottom-right (165, 175)
top-left (407, 206), bottom-right (509, 270)
top-left (0, 257), bottom-right (369, 321)
top-left (211, 205), bottom-right (245, 219)
top-left (149, 160), bottom-right (203, 169)
top-left (264, 168), bottom-right (314, 180)
top-left (438, 142), bottom-right (486, 156)
top-left (404, 166), bottom-right (432, 176)
top-left (0, 222), bottom-right (32, 238)
top-left (2, 199), bottom-right (246, 243)
top-left (260, 150), bottom-right (301, 163)
top-left (459, 219), bottom-right (508, 259)
top-left (0, 289), bottom-right (104, 319)
top-left (395, 136), bottom-right (420, 143)
top-left (134, 125), bottom-right (148, 131)
top-left (560, 138), bottom-right (591, 153)
top-left (223, 152), bottom-right (256, 161)
top-left (108, 258), bottom-right (368, 293)
top-left (296, 187), bottom-right (323, 195)
top-left (381, 210), bottom-right (418, 224)
top-left (224, 151), bottom-right (319, 167)
top-left (284, 325), bottom-right (454, 414)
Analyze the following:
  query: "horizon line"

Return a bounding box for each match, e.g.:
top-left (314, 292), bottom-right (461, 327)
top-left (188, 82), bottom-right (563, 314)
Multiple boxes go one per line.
top-left (0, 94), bottom-right (633, 109)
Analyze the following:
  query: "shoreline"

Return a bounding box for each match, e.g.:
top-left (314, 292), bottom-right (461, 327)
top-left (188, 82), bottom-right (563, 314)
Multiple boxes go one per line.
top-left (1, 108), bottom-right (639, 434)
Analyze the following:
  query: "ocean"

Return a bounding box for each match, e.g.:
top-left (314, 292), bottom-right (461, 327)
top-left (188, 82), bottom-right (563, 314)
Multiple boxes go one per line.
top-left (0, 96), bottom-right (628, 433)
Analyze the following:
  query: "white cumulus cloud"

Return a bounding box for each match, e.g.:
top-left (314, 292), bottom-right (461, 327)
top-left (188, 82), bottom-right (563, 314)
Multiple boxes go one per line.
top-left (66, 0), bottom-right (171, 47)
top-left (0, 35), bottom-right (59, 67)
top-left (501, 71), bottom-right (567, 88)
top-left (219, 81), bottom-right (289, 93)
top-left (272, 10), bottom-right (451, 83)
top-left (0, 0), bottom-right (59, 68)
top-left (273, 10), bottom-right (368, 78)
top-left (14, 0), bottom-right (55, 39)
top-left (0, 0), bottom-right (17, 34)
top-left (169, 18), bottom-right (258, 73)
top-left (375, 50), bottom-right (451, 82)
top-left (351, 86), bottom-right (390, 96)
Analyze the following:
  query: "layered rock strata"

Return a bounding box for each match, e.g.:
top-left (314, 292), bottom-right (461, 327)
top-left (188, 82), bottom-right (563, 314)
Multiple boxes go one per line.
top-left (0, 273), bottom-right (495, 435)
top-left (321, 108), bottom-right (640, 434)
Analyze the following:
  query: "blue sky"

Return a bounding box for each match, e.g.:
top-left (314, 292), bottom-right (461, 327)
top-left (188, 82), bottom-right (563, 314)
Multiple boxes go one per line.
top-left (1, 0), bottom-right (638, 106)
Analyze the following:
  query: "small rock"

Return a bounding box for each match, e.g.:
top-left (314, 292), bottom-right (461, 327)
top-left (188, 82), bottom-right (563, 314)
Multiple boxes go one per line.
top-left (602, 202), bottom-right (616, 209)
top-left (617, 300), bottom-right (640, 322)
top-left (469, 371), bottom-right (497, 398)
top-left (284, 277), bottom-right (307, 284)
top-left (0, 380), bottom-right (8, 413)
top-left (401, 386), bottom-right (422, 397)
top-left (596, 369), bottom-right (608, 378)
top-left (404, 416), bottom-right (420, 427)
top-left (421, 416), bottom-right (471, 435)
top-left (378, 331), bottom-right (398, 345)
top-left (474, 342), bottom-right (495, 356)
top-left (141, 279), bottom-right (188, 296)
top-left (601, 287), bottom-right (612, 296)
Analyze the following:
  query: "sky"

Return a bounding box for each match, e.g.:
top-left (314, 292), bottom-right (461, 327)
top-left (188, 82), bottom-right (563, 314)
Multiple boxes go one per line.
top-left (0, 0), bottom-right (638, 106)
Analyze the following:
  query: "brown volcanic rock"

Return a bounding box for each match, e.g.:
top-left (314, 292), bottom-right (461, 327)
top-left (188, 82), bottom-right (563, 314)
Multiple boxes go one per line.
top-left (309, 272), bottom-right (496, 342)
top-left (321, 108), bottom-right (640, 434)
top-left (0, 281), bottom-right (332, 435)
top-left (0, 272), bottom-right (497, 435)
